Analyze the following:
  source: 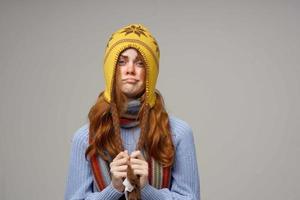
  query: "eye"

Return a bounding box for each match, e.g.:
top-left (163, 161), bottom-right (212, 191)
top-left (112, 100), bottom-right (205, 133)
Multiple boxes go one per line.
top-left (135, 61), bottom-right (144, 67)
top-left (117, 60), bottom-right (126, 66)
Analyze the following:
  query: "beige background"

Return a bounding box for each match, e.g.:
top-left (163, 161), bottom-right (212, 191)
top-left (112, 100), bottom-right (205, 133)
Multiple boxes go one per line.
top-left (0, 0), bottom-right (299, 199)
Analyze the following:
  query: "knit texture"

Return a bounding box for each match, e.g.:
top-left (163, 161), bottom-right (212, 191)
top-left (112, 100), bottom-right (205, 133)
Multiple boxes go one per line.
top-left (90, 98), bottom-right (172, 194)
top-left (64, 115), bottom-right (201, 200)
top-left (103, 24), bottom-right (160, 108)
top-left (119, 98), bottom-right (141, 128)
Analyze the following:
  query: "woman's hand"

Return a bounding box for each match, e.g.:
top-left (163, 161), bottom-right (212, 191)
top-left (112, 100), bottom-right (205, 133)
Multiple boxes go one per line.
top-left (129, 150), bottom-right (149, 189)
top-left (110, 150), bottom-right (129, 192)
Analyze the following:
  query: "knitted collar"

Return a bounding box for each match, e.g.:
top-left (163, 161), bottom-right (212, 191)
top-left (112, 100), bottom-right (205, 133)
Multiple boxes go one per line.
top-left (120, 98), bottom-right (141, 128)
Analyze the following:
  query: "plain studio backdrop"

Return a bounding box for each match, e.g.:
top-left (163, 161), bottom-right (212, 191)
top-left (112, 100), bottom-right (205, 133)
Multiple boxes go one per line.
top-left (0, 0), bottom-right (299, 200)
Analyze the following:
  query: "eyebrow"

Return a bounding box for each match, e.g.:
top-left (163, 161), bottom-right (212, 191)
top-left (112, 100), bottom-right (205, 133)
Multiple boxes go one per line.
top-left (119, 54), bottom-right (144, 61)
top-left (119, 55), bottom-right (128, 59)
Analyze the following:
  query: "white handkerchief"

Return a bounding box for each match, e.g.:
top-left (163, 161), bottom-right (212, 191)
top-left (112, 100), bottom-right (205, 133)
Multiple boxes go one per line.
top-left (123, 178), bottom-right (134, 192)
top-left (123, 178), bottom-right (134, 200)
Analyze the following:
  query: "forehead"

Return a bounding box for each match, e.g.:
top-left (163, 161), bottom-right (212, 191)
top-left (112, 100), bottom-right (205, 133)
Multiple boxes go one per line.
top-left (119, 48), bottom-right (143, 59)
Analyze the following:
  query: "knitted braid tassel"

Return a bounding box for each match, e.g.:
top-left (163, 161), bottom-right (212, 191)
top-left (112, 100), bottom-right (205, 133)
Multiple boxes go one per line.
top-left (110, 101), bottom-right (150, 200)
top-left (126, 103), bottom-right (149, 200)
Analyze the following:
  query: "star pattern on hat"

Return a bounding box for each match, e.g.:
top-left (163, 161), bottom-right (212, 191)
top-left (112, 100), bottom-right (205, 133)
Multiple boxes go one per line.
top-left (106, 32), bottom-right (116, 48)
top-left (153, 40), bottom-right (159, 54)
top-left (149, 34), bottom-right (160, 55)
top-left (120, 25), bottom-right (148, 37)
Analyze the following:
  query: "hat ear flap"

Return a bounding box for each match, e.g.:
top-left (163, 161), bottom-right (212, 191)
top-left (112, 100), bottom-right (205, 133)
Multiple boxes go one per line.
top-left (103, 24), bottom-right (160, 108)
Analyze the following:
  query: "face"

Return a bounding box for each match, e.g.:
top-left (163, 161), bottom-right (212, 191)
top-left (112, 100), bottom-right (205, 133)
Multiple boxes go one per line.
top-left (116, 48), bottom-right (146, 99)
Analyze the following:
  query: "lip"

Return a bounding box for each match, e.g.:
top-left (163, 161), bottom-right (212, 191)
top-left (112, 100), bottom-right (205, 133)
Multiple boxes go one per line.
top-left (124, 78), bottom-right (138, 83)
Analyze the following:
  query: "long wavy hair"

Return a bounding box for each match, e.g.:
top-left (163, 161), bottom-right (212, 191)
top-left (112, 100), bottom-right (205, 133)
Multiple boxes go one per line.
top-left (85, 48), bottom-right (175, 199)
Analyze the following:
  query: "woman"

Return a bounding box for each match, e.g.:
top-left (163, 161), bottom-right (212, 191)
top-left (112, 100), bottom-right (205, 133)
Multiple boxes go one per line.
top-left (64, 24), bottom-right (200, 200)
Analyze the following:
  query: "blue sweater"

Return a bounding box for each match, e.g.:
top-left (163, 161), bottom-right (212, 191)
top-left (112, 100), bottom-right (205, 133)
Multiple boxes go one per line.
top-left (64, 115), bottom-right (200, 200)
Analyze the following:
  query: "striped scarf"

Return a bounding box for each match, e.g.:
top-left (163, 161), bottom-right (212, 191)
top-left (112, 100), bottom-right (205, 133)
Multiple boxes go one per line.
top-left (89, 99), bottom-right (172, 196)
top-left (119, 98), bottom-right (141, 128)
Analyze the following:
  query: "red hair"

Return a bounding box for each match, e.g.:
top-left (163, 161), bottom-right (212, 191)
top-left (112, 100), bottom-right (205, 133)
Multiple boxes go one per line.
top-left (85, 90), bottom-right (175, 167)
top-left (85, 48), bottom-right (174, 167)
top-left (85, 48), bottom-right (175, 199)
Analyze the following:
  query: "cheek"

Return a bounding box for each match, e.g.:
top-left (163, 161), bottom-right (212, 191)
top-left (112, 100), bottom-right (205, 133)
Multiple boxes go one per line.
top-left (137, 69), bottom-right (146, 81)
top-left (115, 69), bottom-right (123, 85)
top-left (118, 67), bottom-right (124, 74)
top-left (118, 68), bottom-right (127, 79)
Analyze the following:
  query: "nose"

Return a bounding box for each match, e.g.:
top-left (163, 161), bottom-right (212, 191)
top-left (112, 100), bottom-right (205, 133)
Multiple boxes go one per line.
top-left (126, 61), bottom-right (135, 74)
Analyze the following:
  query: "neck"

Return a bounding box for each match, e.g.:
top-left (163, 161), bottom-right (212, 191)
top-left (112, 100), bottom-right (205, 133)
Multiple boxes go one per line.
top-left (126, 97), bottom-right (137, 101)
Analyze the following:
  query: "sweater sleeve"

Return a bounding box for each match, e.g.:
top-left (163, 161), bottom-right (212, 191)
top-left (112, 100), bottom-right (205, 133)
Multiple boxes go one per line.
top-left (140, 123), bottom-right (201, 200)
top-left (64, 125), bottom-right (124, 200)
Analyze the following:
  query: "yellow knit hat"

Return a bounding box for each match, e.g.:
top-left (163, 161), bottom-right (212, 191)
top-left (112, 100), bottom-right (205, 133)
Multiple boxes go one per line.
top-left (103, 24), bottom-right (160, 108)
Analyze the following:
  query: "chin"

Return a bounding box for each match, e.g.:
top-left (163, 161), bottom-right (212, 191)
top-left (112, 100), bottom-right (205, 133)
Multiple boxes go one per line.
top-left (122, 90), bottom-right (142, 99)
top-left (121, 85), bottom-right (144, 98)
top-left (121, 90), bottom-right (136, 97)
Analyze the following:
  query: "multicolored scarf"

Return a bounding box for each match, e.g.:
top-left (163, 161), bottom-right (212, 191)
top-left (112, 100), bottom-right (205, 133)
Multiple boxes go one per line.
top-left (89, 99), bottom-right (172, 194)
top-left (119, 99), bottom-right (141, 128)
